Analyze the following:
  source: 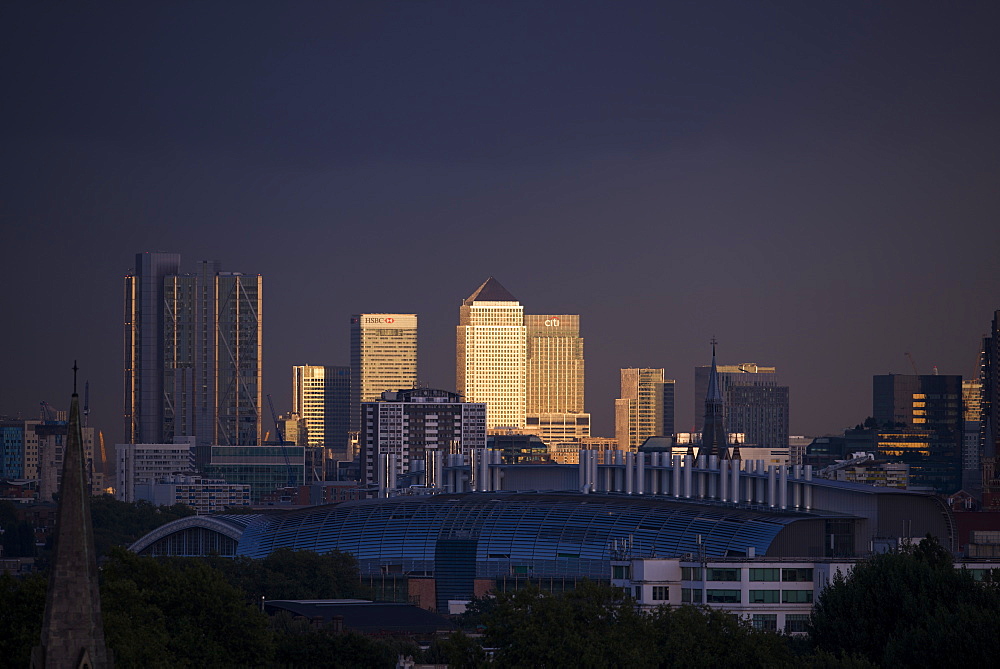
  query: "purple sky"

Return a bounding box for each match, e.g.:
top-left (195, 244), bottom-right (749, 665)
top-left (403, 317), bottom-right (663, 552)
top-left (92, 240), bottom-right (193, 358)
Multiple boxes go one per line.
top-left (2, 1), bottom-right (998, 445)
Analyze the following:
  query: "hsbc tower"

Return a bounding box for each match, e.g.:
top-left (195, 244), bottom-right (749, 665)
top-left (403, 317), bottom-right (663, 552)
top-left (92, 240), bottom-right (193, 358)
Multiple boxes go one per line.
top-left (350, 313), bottom-right (418, 433)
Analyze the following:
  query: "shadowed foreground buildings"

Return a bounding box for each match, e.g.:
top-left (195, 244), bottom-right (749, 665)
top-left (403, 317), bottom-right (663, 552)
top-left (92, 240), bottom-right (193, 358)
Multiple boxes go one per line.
top-left (133, 451), bottom-right (952, 614)
top-left (32, 381), bottom-right (112, 667)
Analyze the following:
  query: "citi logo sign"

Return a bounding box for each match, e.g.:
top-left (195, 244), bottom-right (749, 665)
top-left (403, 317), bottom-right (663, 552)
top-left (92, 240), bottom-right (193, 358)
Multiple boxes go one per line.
top-left (544, 317), bottom-right (561, 327)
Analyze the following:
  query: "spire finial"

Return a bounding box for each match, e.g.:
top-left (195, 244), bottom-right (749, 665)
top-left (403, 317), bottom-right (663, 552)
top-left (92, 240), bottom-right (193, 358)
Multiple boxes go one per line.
top-left (73, 360), bottom-right (79, 395)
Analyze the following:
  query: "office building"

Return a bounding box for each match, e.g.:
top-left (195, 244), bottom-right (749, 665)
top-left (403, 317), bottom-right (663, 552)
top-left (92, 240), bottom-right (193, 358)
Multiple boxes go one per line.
top-left (0, 419), bottom-right (40, 480)
top-left (456, 277), bottom-right (526, 430)
top-left (202, 445), bottom-right (306, 503)
top-left (873, 374), bottom-right (963, 494)
top-left (525, 314), bottom-right (589, 458)
top-left (125, 252), bottom-right (263, 463)
top-left (525, 413), bottom-right (591, 445)
top-left (963, 379), bottom-right (982, 490)
top-left (694, 361), bottom-right (788, 450)
top-left (125, 251), bottom-right (181, 445)
top-left (615, 368), bottom-right (675, 451)
top-left (36, 420), bottom-right (100, 501)
top-left (292, 365), bottom-right (351, 449)
top-left (525, 314), bottom-right (584, 414)
top-left (135, 475), bottom-right (251, 514)
top-left (350, 314), bottom-right (418, 433)
top-left (360, 388), bottom-right (486, 485)
top-left (982, 311), bottom-right (1000, 508)
top-left (115, 439), bottom-right (196, 502)
top-left (611, 554), bottom-right (1000, 634)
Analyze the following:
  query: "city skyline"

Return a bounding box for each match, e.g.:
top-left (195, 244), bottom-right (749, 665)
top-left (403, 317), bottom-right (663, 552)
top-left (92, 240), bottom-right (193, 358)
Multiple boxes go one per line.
top-left (2, 3), bottom-right (998, 446)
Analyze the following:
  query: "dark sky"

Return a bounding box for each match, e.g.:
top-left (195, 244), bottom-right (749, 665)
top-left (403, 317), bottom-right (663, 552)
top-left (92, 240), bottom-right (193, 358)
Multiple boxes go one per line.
top-left (2, 1), bottom-right (998, 445)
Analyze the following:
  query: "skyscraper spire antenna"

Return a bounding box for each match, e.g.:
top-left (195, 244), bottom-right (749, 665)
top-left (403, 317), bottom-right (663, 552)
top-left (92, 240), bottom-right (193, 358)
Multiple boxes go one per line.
top-left (73, 360), bottom-right (79, 395)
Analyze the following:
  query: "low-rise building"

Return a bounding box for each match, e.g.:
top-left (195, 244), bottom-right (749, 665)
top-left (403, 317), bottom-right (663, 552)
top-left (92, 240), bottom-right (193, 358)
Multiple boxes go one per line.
top-left (611, 555), bottom-right (1000, 633)
top-left (135, 475), bottom-right (251, 514)
top-left (116, 439), bottom-right (196, 502)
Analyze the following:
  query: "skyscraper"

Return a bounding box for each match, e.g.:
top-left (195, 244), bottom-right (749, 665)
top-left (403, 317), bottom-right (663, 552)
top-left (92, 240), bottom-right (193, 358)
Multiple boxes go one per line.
top-left (292, 365), bottom-right (351, 449)
top-left (125, 251), bottom-right (180, 445)
top-left (456, 277), bottom-right (526, 430)
top-left (350, 314), bottom-right (418, 433)
top-left (525, 314), bottom-right (584, 414)
top-left (982, 311), bottom-right (1000, 505)
top-left (873, 373), bottom-right (963, 494)
top-left (615, 368), bottom-right (675, 451)
top-left (525, 314), bottom-right (589, 448)
top-left (694, 362), bottom-right (788, 449)
top-left (125, 253), bottom-right (262, 464)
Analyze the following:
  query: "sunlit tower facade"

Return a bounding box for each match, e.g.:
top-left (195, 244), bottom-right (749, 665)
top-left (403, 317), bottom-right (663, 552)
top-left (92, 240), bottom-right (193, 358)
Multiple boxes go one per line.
top-left (525, 314), bottom-right (589, 444)
top-left (350, 314), bottom-right (418, 433)
top-left (124, 251), bottom-right (181, 445)
top-left (292, 365), bottom-right (351, 449)
top-left (525, 314), bottom-right (584, 413)
top-left (615, 368), bottom-right (675, 451)
top-left (125, 253), bottom-right (263, 467)
top-left (457, 277), bottom-right (526, 430)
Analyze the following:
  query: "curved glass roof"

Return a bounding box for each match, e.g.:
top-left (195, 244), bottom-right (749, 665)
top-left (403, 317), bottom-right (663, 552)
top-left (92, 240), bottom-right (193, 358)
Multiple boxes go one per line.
top-left (237, 493), bottom-right (814, 577)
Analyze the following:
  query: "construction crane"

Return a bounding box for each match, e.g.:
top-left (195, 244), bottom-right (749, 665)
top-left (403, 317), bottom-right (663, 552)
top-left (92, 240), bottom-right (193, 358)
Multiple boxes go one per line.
top-left (266, 394), bottom-right (296, 487)
top-left (904, 352), bottom-right (919, 375)
top-left (40, 401), bottom-right (59, 422)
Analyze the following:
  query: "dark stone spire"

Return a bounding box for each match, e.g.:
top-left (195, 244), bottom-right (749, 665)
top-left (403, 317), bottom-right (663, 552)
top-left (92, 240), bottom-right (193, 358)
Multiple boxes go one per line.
top-left (701, 340), bottom-right (728, 460)
top-left (32, 364), bottom-right (113, 668)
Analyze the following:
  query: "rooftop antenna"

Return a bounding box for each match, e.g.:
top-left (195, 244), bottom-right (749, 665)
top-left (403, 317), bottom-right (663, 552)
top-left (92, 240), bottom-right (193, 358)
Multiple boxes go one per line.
top-left (73, 360), bottom-right (79, 395)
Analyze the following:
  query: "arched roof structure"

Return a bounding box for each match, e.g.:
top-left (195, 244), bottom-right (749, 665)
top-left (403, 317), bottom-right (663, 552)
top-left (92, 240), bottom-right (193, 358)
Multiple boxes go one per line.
top-left (129, 514), bottom-right (260, 557)
top-left (234, 492), bottom-right (837, 579)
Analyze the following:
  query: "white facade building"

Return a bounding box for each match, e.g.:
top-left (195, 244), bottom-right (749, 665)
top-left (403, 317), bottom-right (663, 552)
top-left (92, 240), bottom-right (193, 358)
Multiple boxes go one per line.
top-left (116, 438), bottom-right (196, 502)
top-left (135, 474), bottom-right (250, 514)
top-left (457, 277), bottom-right (526, 430)
top-left (612, 554), bottom-right (1000, 634)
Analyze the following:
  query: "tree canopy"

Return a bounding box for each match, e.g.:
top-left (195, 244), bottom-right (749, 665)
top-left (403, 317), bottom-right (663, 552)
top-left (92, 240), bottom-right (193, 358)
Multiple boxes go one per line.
top-left (90, 496), bottom-right (195, 557)
top-left (810, 535), bottom-right (1000, 667)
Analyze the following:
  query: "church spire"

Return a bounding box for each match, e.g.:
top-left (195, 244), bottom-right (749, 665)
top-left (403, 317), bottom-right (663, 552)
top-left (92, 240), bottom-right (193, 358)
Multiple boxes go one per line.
top-left (701, 340), bottom-right (727, 460)
top-left (32, 363), bottom-right (113, 668)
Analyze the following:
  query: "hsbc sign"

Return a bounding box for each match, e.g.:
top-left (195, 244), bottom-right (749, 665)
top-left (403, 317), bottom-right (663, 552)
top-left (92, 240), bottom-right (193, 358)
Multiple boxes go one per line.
top-left (355, 314), bottom-right (417, 329)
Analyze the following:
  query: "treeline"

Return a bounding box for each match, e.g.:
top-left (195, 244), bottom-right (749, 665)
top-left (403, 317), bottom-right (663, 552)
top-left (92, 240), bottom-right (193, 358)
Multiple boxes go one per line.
top-left (0, 497), bottom-right (196, 561)
top-left (2, 536), bottom-right (998, 667)
top-left (437, 536), bottom-right (1000, 668)
top-left (0, 547), bottom-right (410, 668)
